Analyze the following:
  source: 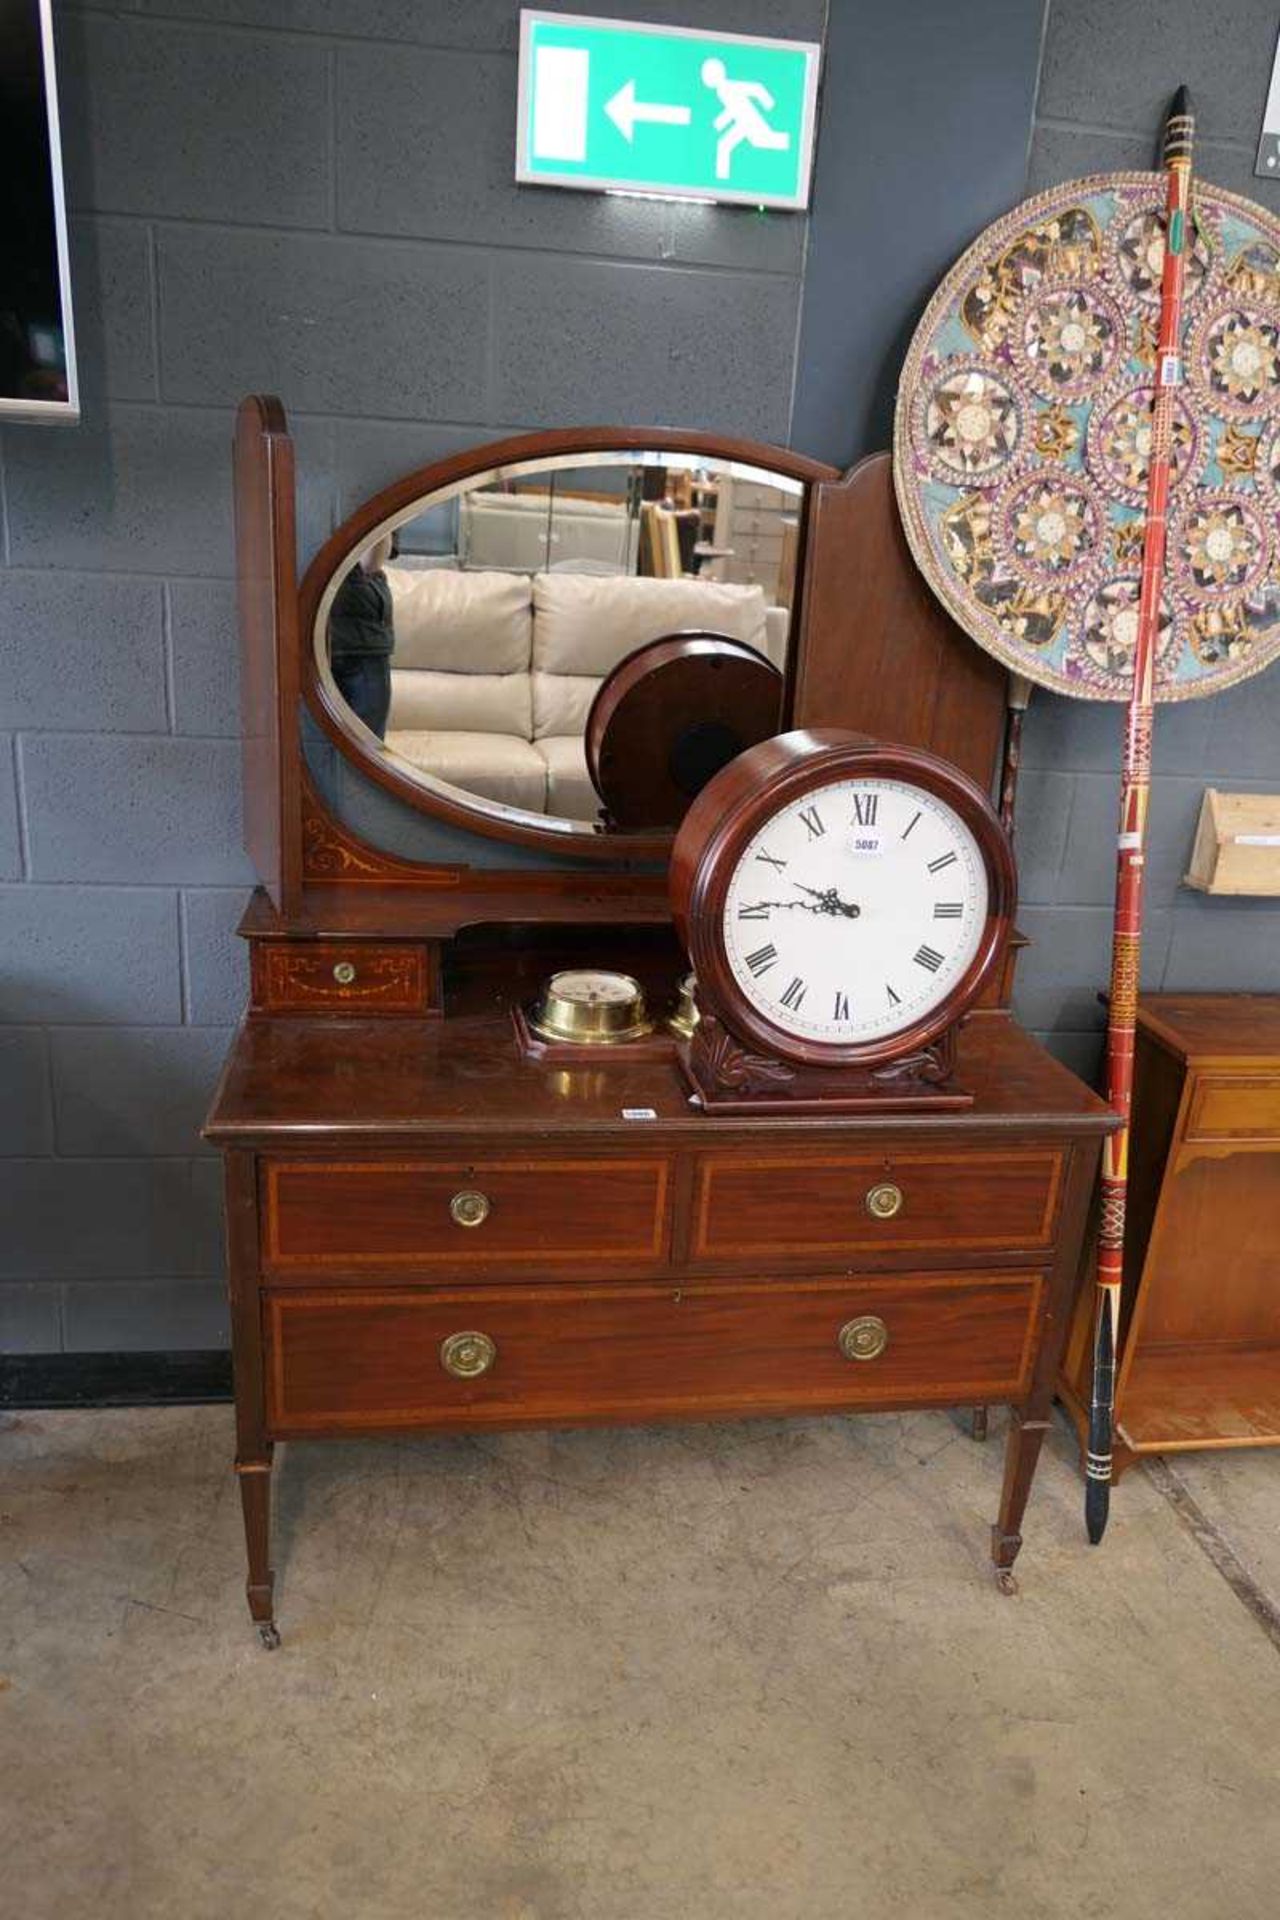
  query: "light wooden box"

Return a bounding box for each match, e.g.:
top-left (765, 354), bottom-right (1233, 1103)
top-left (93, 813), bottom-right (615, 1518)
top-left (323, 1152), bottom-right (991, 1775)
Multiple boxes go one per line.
top-left (1184, 790), bottom-right (1280, 896)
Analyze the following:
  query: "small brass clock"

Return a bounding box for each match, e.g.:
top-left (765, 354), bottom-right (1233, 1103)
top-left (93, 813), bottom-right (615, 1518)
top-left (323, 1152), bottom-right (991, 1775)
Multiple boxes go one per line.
top-left (528, 969), bottom-right (653, 1046)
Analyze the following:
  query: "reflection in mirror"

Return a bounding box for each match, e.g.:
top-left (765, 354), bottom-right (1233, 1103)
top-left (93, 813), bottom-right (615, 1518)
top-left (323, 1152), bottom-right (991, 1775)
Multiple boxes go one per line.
top-left (319, 451), bottom-right (805, 834)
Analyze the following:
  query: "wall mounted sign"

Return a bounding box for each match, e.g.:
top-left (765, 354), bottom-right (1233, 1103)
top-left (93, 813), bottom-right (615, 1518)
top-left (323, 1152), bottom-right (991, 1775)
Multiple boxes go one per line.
top-left (516, 11), bottom-right (821, 209)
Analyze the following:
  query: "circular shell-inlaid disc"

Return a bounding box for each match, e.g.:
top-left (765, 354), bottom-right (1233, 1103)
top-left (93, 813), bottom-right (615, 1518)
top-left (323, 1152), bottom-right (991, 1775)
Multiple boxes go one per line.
top-left (894, 171), bottom-right (1280, 700)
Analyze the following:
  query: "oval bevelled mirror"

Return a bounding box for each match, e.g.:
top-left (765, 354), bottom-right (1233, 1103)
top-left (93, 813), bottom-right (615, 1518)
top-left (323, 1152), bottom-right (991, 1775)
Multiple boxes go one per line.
top-left (302, 430), bottom-right (833, 860)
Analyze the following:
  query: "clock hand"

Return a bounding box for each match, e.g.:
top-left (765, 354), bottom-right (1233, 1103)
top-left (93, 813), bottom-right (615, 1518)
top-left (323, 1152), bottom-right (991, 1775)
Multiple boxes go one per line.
top-left (738, 898), bottom-right (832, 915)
top-left (792, 881), bottom-right (861, 919)
top-left (738, 888), bottom-right (864, 919)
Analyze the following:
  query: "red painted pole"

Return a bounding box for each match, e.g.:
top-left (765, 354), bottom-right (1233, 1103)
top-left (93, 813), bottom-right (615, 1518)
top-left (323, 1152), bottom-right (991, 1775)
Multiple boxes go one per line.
top-left (1086, 88), bottom-right (1195, 1543)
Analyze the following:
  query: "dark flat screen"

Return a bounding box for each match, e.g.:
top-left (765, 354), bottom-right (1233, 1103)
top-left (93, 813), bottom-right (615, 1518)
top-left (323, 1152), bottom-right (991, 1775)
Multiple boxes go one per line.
top-left (0, 0), bottom-right (76, 415)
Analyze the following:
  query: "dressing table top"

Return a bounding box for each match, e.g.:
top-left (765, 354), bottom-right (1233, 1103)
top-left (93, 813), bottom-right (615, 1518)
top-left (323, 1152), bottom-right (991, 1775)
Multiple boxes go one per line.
top-left (206, 1011), bottom-right (1114, 1146)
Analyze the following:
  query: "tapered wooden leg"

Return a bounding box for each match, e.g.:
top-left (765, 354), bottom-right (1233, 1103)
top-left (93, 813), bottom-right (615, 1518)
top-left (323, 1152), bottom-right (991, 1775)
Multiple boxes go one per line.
top-left (990, 1414), bottom-right (1051, 1591)
top-left (236, 1451), bottom-right (279, 1648)
top-left (986, 1141), bottom-right (1106, 1590)
top-left (223, 1150), bottom-right (280, 1646)
top-left (970, 1405), bottom-right (990, 1442)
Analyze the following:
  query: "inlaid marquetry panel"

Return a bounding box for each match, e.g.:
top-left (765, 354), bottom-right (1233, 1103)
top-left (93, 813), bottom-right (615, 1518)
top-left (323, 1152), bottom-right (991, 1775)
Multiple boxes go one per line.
top-left (250, 940), bottom-right (435, 1016)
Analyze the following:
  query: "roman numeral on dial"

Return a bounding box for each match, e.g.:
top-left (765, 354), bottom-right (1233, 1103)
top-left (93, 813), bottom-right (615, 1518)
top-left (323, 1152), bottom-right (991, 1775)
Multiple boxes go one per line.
top-left (927, 851), bottom-right (957, 874)
top-left (756, 851), bottom-right (787, 873)
top-left (851, 793), bottom-right (878, 827)
top-left (901, 810), bottom-right (922, 840)
top-left (737, 902), bottom-right (770, 920)
top-left (914, 945), bottom-right (944, 973)
top-left (933, 901), bottom-right (963, 919)
top-left (833, 991), bottom-right (851, 1021)
top-left (886, 984), bottom-right (901, 1006)
top-left (798, 806), bottom-right (825, 840)
top-left (779, 976), bottom-right (807, 1011)
top-left (745, 943), bottom-right (778, 977)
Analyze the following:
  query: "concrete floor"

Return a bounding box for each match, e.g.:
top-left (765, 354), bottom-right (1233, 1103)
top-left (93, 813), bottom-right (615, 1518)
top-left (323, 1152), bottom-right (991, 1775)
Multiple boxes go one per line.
top-left (3, 1405), bottom-right (1279, 1920)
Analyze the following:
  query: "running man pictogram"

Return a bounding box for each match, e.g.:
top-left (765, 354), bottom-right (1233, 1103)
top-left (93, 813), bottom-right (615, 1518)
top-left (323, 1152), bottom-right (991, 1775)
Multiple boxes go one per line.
top-left (700, 57), bottom-right (791, 181)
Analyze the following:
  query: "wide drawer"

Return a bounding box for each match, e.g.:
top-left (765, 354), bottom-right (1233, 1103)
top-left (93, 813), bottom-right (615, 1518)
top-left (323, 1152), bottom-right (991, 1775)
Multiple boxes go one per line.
top-left (689, 1148), bottom-right (1063, 1264)
top-left (1184, 1074), bottom-right (1280, 1142)
top-left (264, 1272), bottom-right (1043, 1432)
top-left (250, 940), bottom-right (434, 1016)
top-left (261, 1154), bottom-right (671, 1272)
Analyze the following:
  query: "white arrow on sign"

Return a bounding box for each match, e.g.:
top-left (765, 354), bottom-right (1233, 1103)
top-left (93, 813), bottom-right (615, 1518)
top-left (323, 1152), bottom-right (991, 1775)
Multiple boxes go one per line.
top-left (605, 79), bottom-right (692, 143)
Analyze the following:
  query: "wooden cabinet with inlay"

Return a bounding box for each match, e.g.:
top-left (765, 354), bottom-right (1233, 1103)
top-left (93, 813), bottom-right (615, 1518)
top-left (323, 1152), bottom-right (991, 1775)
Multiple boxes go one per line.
top-left (1060, 995), bottom-right (1280, 1475)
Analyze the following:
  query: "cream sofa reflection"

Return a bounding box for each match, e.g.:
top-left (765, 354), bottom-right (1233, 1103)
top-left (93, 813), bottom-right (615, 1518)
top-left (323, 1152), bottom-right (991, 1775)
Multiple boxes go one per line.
top-left (458, 488), bottom-right (639, 573)
top-left (383, 568), bottom-right (786, 821)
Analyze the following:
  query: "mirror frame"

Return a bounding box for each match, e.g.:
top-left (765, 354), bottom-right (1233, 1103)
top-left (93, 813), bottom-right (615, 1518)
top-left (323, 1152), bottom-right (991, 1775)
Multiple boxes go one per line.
top-left (299, 425), bottom-right (839, 862)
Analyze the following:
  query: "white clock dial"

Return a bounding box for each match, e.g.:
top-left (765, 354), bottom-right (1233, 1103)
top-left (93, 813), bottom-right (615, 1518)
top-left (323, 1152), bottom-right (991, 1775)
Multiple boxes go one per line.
top-left (723, 777), bottom-right (988, 1044)
top-left (546, 970), bottom-right (639, 1008)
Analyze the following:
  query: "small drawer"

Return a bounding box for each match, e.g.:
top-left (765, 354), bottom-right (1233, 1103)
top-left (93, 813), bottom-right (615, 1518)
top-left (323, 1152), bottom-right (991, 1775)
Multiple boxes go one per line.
top-left (264, 1272), bottom-right (1043, 1433)
top-left (250, 941), bottom-right (435, 1017)
top-left (261, 1154), bottom-right (672, 1273)
top-left (690, 1149), bottom-right (1063, 1264)
top-left (1184, 1074), bottom-right (1280, 1142)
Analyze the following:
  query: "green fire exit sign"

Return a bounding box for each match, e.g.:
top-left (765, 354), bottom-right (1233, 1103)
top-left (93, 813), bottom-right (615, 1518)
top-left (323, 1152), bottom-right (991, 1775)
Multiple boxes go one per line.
top-left (516, 12), bottom-right (821, 210)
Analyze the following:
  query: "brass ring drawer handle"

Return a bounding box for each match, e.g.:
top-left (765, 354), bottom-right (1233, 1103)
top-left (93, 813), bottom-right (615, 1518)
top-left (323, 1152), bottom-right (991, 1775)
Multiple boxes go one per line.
top-left (440, 1331), bottom-right (497, 1379)
top-left (450, 1189), bottom-right (491, 1229)
top-left (865, 1181), bottom-right (903, 1220)
top-left (839, 1316), bottom-right (889, 1362)
top-left (332, 961), bottom-right (357, 986)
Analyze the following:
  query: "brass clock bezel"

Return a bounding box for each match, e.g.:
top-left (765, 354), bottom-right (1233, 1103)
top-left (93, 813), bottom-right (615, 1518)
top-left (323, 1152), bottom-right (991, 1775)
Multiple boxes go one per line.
top-left (528, 969), bottom-right (654, 1047)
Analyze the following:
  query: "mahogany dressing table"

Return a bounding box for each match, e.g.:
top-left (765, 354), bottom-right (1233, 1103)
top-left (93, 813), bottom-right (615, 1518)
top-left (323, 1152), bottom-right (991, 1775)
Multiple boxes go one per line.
top-left (205, 399), bottom-right (1116, 1644)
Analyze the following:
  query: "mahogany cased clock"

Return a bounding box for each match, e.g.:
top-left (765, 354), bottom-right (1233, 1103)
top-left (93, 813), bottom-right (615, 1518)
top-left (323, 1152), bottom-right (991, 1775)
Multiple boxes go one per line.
top-left (669, 729), bottom-right (1017, 1111)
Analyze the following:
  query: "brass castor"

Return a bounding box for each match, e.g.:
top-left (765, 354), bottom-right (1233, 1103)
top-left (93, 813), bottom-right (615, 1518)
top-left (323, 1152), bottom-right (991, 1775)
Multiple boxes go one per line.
top-left (258, 1622), bottom-right (282, 1650)
top-left (994, 1568), bottom-right (1020, 1597)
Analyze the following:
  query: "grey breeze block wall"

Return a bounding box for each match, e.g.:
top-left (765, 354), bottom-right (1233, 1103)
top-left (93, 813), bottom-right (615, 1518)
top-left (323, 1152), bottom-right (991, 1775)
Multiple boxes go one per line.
top-left (0, 0), bottom-right (827, 1356)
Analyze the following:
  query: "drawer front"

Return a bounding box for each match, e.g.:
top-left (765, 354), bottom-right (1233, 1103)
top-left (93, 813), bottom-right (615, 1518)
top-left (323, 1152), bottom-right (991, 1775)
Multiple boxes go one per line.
top-left (732, 509), bottom-right (790, 539)
top-left (722, 558), bottom-right (780, 586)
top-left (731, 481), bottom-right (793, 511)
top-left (250, 941), bottom-right (434, 1017)
top-left (690, 1149), bottom-right (1063, 1263)
top-left (265, 1273), bottom-right (1043, 1432)
top-left (1185, 1074), bottom-right (1280, 1142)
top-left (735, 532), bottom-right (785, 559)
top-left (262, 1155), bottom-right (671, 1272)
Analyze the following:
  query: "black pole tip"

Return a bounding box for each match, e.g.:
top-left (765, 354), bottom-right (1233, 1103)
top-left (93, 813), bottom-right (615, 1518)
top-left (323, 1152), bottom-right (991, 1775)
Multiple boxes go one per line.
top-left (1085, 1480), bottom-right (1110, 1545)
top-left (1161, 85), bottom-right (1195, 166)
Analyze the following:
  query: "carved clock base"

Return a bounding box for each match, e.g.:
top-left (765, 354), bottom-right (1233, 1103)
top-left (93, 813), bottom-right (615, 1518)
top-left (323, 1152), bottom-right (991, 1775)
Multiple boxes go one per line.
top-left (679, 1013), bottom-right (974, 1114)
